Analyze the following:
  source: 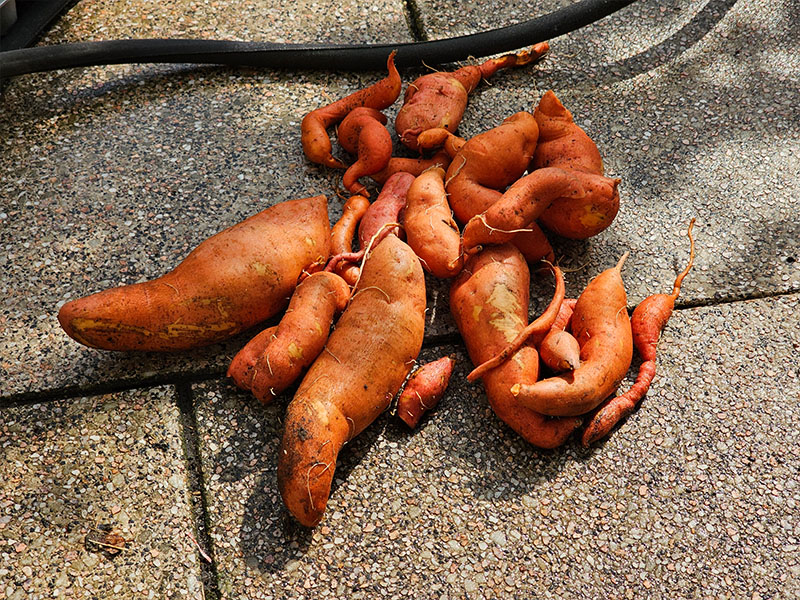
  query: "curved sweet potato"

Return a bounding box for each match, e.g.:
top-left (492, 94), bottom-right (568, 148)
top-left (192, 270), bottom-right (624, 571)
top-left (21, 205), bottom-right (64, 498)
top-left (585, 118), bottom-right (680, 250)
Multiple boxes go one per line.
top-left (369, 150), bottom-right (452, 186)
top-left (404, 167), bottom-right (463, 278)
top-left (58, 196), bottom-right (331, 351)
top-left (395, 43), bottom-right (549, 151)
top-left (396, 355), bottom-right (456, 429)
top-left (532, 90), bottom-right (619, 239)
top-left (512, 253), bottom-right (633, 416)
top-left (278, 235), bottom-right (426, 527)
top-left (445, 112), bottom-right (539, 224)
top-left (328, 195), bottom-right (371, 286)
top-left (337, 107), bottom-right (393, 196)
top-left (301, 52), bottom-right (401, 169)
top-left (450, 245), bottom-right (582, 448)
top-left (227, 271), bottom-right (351, 404)
top-left (416, 128), bottom-right (467, 158)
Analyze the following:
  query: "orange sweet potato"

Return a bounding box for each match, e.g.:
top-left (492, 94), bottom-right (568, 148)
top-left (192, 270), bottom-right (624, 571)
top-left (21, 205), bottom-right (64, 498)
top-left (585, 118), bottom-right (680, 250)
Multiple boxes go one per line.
top-left (538, 298), bottom-right (580, 373)
top-left (58, 196), bottom-right (331, 351)
top-left (404, 167), bottom-right (463, 278)
top-left (278, 235), bottom-right (426, 527)
top-left (512, 253), bottom-right (633, 416)
top-left (416, 127), bottom-right (467, 158)
top-left (395, 43), bottom-right (549, 151)
top-left (337, 107), bottom-right (393, 196)
top-left (227, 271), bottom-right (351, 404)
top-left (301, 52), bottom-right (401, 169)
top-left (450, 245), bottom-right (582, 448)
top-left (329, 195), bottom-right (371, 286)
top-left (445, 111), bottom-right (540, 225)
top-left (396, 355), bottom-right (456, 429)
top-left (532, 90), bottom-right (620, 239)
top-left (369, 150), bottom-right (451, 186)
top-left (582, 220), bottom-right (695, 445)
top-left (226, 325), bottom-right (278, 391)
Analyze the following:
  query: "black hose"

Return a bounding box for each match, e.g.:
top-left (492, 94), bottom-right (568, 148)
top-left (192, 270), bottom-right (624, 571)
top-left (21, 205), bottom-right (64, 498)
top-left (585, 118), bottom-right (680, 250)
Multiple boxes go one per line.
top-left (0, 0), bottom-right (636, 78)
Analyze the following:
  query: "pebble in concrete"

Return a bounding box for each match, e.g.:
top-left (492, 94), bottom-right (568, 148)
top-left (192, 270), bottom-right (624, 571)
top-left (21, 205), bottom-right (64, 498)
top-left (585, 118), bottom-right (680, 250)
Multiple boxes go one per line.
top-left (0, 387), bottom-right (203, 599)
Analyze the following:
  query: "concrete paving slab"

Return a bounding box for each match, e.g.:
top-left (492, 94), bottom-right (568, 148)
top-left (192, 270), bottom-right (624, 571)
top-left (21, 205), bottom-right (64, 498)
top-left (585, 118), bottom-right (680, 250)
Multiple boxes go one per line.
top-left (192, 293), bottom-right (800, 599)
top-left (0, 386), bottom-right (203, 599)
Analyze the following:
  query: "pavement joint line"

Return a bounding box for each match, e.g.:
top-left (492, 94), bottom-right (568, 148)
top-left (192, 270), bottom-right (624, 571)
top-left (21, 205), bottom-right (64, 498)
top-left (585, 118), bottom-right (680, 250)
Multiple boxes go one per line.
top-left (403, 0), bottom-right (429, 43)
top-left (175, 381), bottom-right (223, 600)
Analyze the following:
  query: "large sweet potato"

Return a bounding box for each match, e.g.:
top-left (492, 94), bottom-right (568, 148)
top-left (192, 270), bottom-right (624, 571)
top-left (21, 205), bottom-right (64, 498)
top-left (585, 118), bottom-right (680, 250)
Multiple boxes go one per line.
top-left (278, 235), bottom-right (426, 527)
top-left (58, 196), bottom-right (331, 351)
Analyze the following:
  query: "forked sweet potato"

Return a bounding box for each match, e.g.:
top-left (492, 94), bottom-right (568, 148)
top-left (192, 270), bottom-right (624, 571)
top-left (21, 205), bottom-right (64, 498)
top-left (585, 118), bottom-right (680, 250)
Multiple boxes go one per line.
top-left (512, 253), bottom-right (633, 416)
top-left (301, 52), bottom-right (401, 169)
top-left (278, 235), bottom-right (426, 527)
top-left (58, 196), bottom-right (331, 351)
top-left (450, 245), bottom-right (582, 448)
top-left (337, 107), bottom-right (393, 196)
top-left (396, 355), bottom-right (456, 429)
top-left (227, 271), bottom-right (351, 404)
top-left (404, 167), bottom-right (463, 278)
top-left (395, 43), bottom-right (549, 151)
top-left (445, 111), bottom-right (540, 224)
top-left (532, 90), bottom-right (620, 239)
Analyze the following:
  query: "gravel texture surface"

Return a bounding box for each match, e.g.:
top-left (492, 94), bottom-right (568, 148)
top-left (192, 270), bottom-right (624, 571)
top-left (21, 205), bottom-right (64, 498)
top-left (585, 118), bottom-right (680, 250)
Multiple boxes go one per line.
top-left (1, 0), bottom-right (799, 597)
top-left (0, 387), bottom-right (202, 599)
top-left (192, 294), bottom-right (799, 599)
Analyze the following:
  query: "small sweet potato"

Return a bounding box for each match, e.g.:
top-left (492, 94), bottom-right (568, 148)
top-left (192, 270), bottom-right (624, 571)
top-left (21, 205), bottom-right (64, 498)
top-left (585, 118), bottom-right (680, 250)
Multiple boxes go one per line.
top-left (512, 253), bottom-right (633, 416)
top-left (278, 235), bottom-right (426, 527)
top-left (58, 196), bottom-right (331, 351)
top-left (329, 195), bottom-right (371, 286)
top-left (450, 245), bottom-right (582, 448)
top-left (396, 355), bottom-right (456, 429)
top-left (404, 167), bottom-right (463, 278)
top-left (395, 43), bottom-right (549, 151)
top-left (337, 107), bottom-right (393, 196)
top-left (445, 112), bottom-right (540, 224)
top-left (416, 128), bottom-right (467, 158)
top-left (301, 52), bottom-right (401, 169)
top-left (227, 271), bottom-right (351, 404)
top-left (369, 150), bottom-right (452, 186)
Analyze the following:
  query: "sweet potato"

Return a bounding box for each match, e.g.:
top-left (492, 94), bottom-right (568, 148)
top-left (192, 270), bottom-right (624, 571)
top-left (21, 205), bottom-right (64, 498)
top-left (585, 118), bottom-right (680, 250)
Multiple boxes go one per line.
top-left (582, 220), bottom-right (695, 445)
top-left (301, 52), bottom-right (401, 169)
top-left (511, 253), bottom-right (633, 416)
top-left (278, 235), bottom-right (426, 527)
top-left (58, 196), bottom-right (331, 351)
top-left (445, 111), bottom-right (539, 224)
top-left (227, 271), bottom-right (351, 404)
top-left (466, 263), bottom-right (565, 383)
top-left (226, 325), bottom-right (278, 391)
top-left (404, 167), bottom-right (463, 278)
top-left (416, 128), bottom-right (467, 158)
top-left (532, 90), bottom-right (620, 239)
top-left (337, 107), bottom-right (393, 196)
top-left (329, 195), bottom-right (371, 286)
top-left (396, 355), bottom-right (456, 429)
top-left (538, 298), bottom-right (580, 373)
top-left (450, 245), bottom-right (582, 448)
top-left (461, 167), bottom-right (587, 253)
top-left (369, 150), bottom-right (452, 186)
top-left (395, 43), bottom-right (549, 151)
top-left (509, 225), bottom-right (556, 266)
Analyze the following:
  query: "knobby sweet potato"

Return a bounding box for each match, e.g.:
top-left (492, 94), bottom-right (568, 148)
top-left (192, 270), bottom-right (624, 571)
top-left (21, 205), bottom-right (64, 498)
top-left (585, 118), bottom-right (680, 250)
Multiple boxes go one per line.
top-left (58, 196), bottom-right (331, 351)
top-left (337, 107), bottom-right (393, 196)
top-left (396, 355), bottom-right (456, 429)
top-left (395, 43), bottom-right (549, 151)
top-left (450, 245), bottom-right (582, 448)
top-left (512, 253), bottom-right (633, 416)
top-left (404, 167), bottom-right (463, 278)
top-left (532, 90), bottom-right (620, 239)
top-left (278, 235), bottom-right (426, 527)
top-left (227, 271), bottom-right (351, 404)
top-left (301, 52), bottom-right (401, 169)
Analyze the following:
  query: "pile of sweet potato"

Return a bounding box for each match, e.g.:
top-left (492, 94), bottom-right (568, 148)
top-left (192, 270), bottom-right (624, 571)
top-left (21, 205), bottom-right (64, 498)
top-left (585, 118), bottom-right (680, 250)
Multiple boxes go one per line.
top-left (57, 47), bottom-right (695, 528)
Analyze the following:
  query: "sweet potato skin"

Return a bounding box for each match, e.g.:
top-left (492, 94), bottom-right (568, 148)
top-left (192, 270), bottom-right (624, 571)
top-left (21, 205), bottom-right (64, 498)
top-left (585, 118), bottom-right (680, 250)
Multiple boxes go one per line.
top-left (58, 196), bottom-right (331, 351)
top-left (445, 112), bottom-right (540, 224)
top-left (337, 107), bottom-right (393, 196)
top-left (449, 245), bottom-right (582, 448)
top-left (404, 167), bottom-right (463, 278)
top-left (369, 150), bottom-right (451, 186)
top-left (329, 195), bottom-right (371, 286)
top-left (278, 235), bottom-right (426, 527)
top-left (301, 52), bottom-right (401, 169)
top-left (512, 254), bottom-right (633, 416)
top-left (228, 271), bottom-right (351, 404)
top-left (397, 355), bottom-right (456, 429)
